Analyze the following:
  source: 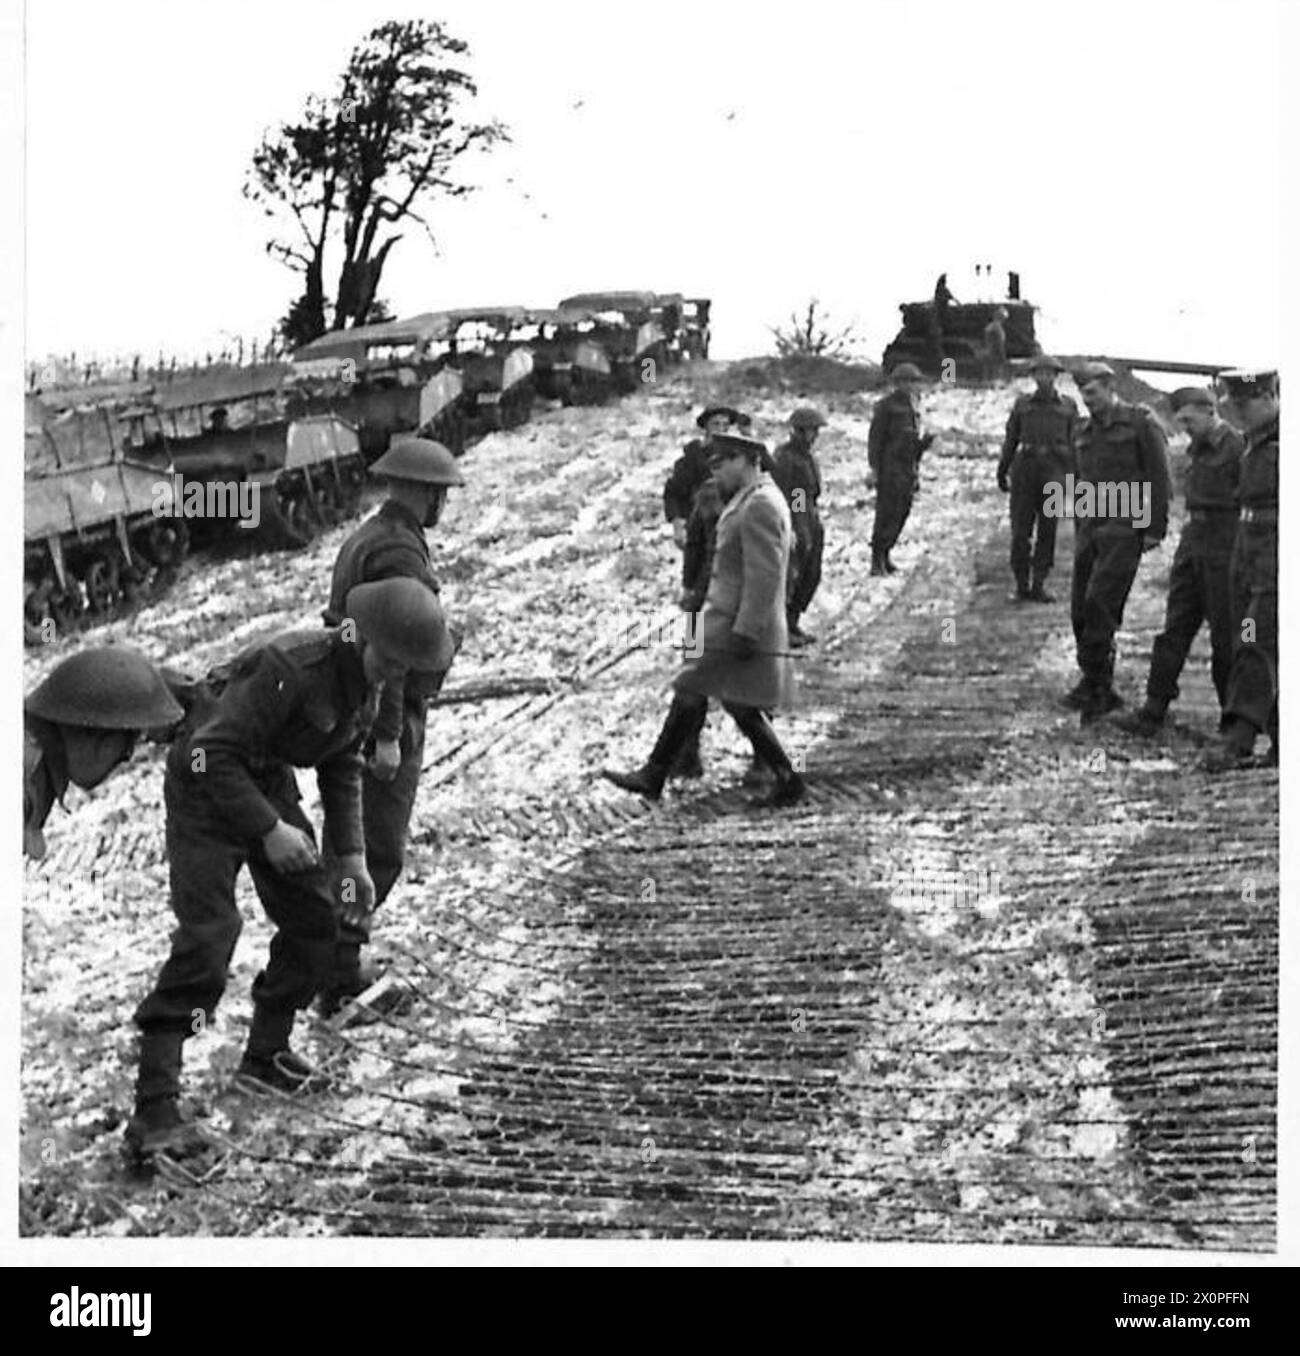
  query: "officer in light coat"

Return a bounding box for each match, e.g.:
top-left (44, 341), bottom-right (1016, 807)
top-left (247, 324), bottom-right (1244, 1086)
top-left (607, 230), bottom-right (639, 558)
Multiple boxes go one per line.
top-left (602, 433), bottom-right (805, 807)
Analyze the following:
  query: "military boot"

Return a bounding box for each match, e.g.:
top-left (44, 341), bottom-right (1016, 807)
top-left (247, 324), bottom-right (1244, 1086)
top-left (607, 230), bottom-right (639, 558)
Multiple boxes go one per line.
top-left (124, 1029), bottom-right (205, 1159)
top-left (1201, 718), bottom-right (1258, 772)
top-left (1027, 572), bottom-right (1055, 603)
top-left (1115, 700), bottom-right (1167, 737)
top-left (883, 552), bottom-right (899, 575)
top-left (237, 1006), bottom-right (332, 1094)
top-left (1010, 571), bottom-right (1032, 602)
top-left (870, 551), bottom-right (889, 577)
top-left (1059, 677), bottom-right (1094, 710)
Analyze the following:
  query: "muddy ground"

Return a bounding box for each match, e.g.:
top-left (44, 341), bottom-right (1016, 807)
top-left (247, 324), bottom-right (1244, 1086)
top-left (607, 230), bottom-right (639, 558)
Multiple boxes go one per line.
top-left (20, 361), bottom-right (1276, 1246)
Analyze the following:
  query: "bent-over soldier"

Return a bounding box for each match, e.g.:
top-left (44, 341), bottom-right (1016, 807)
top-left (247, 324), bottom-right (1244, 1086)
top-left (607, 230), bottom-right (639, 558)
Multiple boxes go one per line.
top-left (771, 405), bottom-right (827, 646)
top-left (317, 437), bottom-right (463, 1015)
top-left (1120, 386), bottom-right (1243, 735)
top-left (126, 580), bottom-right (452, 1158)
top-left (1205, 370), bottom-right (1279, 769)
top-left (24, 648), bottom-right (184, 861)
top-left (603, 432), bottom-right (805, 807)
top-left (869, 363), bottom-right (934, 575)
top-left (997, 354), bottom-right (1078, 601)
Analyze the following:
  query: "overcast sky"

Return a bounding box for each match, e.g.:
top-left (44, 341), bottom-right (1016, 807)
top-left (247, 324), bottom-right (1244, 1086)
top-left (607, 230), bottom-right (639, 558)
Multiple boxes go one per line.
top-left (21, 0), bottom-right (1287, 373)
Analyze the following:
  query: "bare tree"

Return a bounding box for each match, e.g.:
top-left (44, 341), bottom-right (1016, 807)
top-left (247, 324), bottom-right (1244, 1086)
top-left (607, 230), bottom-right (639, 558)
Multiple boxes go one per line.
top-left (246, 19), bottom-right (509, 349)
top-left (770, 299), bottom-right (859, 360)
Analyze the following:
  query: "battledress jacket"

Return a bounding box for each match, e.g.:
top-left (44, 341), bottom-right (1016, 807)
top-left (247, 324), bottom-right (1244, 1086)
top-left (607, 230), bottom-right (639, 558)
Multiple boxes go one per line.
top-left (673, 477), bottom-right (793, 709)
top-left (167, 630), bottom-right (372, 857)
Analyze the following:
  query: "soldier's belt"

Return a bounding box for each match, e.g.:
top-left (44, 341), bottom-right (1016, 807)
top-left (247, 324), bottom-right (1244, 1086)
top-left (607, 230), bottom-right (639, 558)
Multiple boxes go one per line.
top-left (1239, 506), bottom-right (1278, 523)
top-left (1187, 507), bottom-right (1237, 519)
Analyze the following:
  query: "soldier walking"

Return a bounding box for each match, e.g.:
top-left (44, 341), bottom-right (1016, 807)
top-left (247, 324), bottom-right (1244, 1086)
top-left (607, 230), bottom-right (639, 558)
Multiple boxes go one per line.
top-left (983, 307), bottom-right (1009, 382)
top-left (996, 354), bottom-right (1078, 601)
top-left (1119, 387), bottom-right (1243, 735)
top-left (603, 432), bottom-right (805, 808)
top-left (126, 579), bottom-right (452, 1158)
top-left (316, 438), bottom-right (464, 1016)
top-left (869, 363), bottom-right (934, 576)
top-left (771, 406), bottom-right (827, 646)
top-left (663, 405), bottom-right (751, 550)
top-left (1205, 370), bottom-right (1279, 769)
top-left (1062, 362), bottom-right (1170, 719)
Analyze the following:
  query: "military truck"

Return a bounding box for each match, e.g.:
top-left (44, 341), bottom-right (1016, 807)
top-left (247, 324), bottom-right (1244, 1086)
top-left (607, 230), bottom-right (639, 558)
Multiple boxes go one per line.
top-left (290, 312), bottom-right (467, 459)
top-left (881, 297), bottom-right (1039, 379)
top-left (441, 307), bottom-right (537, 435)
top-left (558, 291), bottom-right (669, 392)
top-left (528, 305), bottom-right (614, 405)
top-left (148, 365), bottom-right (365, 548)
top-left (680, 297), bottom-right (712, 360)
top-left (24, 393), bottom-right (181, 640)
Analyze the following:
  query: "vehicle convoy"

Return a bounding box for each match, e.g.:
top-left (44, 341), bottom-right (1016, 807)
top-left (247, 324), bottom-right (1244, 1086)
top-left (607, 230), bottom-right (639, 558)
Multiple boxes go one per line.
top-left (525, 305), bottom-right (614, 406)
top-left (558, 291), bottom-right (672, 392)
top-left (290, 312), bottom-right (467, 459)
top-left (24, 393), bottom-right (182, 640)
top-left (148, 364), bottom-right (366, 548)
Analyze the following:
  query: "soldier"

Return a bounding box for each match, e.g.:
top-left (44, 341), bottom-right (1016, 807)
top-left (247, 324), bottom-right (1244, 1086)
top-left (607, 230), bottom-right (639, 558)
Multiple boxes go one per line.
top-left (1062, 362), bottom-right (1170, 718)
top-left (602, 432), bottom-right (805, 808)
top-left (996, 354), bottom-right (1078, 601)
top-left (771, 406), bottom-right (827, 646)
top-left (1118, 387), bottom-right (1243, 735)
top-left (869, 363), bottom-right (934, 575)
top-left (663, 405), bottom-right (751, 548)
top-left (126, 579), bottom-right (453, 1158)
top-left (1205, 370), bottom-right (1279, 770)
top-left (23, 647), bottom-right (185, 860)
top-left (983, 307), bottom-right (1009, 381)
top-left (316, 437), bottom-right (464, 1016)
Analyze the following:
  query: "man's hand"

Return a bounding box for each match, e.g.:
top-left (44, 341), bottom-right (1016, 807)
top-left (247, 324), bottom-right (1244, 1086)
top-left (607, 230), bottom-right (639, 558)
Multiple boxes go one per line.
top-left (671, 519), bottom-right (688, 550)
top-left (367, 737), bottom-right (401, 782)
top-left (918, 432), bottom-right (935, 453)
top-left (679, 588), bottom-right (703, 612)
top-left (731, 631), bottom-right (759, 660)
top-left (262, 820), bottom-right (319, 873)
top-left (997, 467), bottom-right (1010, 493)
top-left (335, 853), bottom-right (376, 931)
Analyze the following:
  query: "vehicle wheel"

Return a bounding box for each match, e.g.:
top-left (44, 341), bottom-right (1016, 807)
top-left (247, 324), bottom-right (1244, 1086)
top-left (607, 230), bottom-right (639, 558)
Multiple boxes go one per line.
top-left (280, 489), bottom-right (317, 543)
top-left (313, 476), bottom-right (342, 527)
top-left (141, 519), bottom-right (189, 569)
top-left (24, 578), bottom-right (52, 644)
top-left (82, 554), bottom-right (122, 616)
top-left (50, 580), bottom-right (84, 633)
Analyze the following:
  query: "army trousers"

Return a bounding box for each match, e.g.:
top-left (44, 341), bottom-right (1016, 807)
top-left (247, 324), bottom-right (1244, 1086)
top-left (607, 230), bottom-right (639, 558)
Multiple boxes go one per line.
top-left (1008, 453), bottom-right (1065, 585)
top-left (134, 765), bottom-right (337, 1039)
top-left (787, 510), bottom-right (825, 624)
top-left (1071, 524), bottom-right (1144, 688)
top-left (1222, 522), bottom-right (1278, 741)
top-left (1145, 516), bottom-right (1235, 714)
top-left (871, 467), bottom-right (918, 556)
top-left (323, 701), bottom-right (427, 960)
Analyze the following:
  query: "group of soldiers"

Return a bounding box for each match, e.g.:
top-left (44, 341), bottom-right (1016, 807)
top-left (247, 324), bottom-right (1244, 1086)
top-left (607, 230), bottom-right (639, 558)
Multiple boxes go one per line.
top-left (24, 437), bottom-right (467, 1160)
top-left (21, 353), bottom-right (1278, 1162)
top-left (998, 357), bottom-right (1279, 765)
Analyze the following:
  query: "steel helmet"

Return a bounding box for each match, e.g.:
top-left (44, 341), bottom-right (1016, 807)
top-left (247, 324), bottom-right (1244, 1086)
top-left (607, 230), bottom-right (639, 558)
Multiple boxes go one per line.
top-left (790, 406), bottom-right (827, 430)
top-left (24, 647), bottom-right (184, 730)
top-left (371, 437), bottom-right (465, 486)
top-left (890, 362), bottom-right (925, 383)
top-left (1029, 354), bottom-right (1065, 373)
top-left (346, 578), bottom-right (456, 671)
